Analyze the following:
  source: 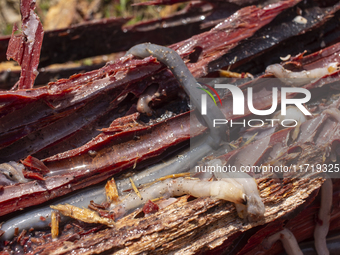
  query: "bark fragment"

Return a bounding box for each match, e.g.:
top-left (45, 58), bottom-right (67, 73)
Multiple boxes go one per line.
top-left (6, 0), bottom-right (44, 89)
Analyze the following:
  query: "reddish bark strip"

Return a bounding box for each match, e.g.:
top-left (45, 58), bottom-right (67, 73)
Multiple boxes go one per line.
top-left (171, 0), bottom-right (301, 77)
top-left (6, 0), bottom-right (44, 90)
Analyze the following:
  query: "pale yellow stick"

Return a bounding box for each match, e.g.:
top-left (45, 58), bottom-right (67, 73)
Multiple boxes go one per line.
top-left (51, 204), bottom-right (115, 227)
top-left (51, 211), bottom-right (59, 240)
top-left (130, 177), bottom-right (142, 199)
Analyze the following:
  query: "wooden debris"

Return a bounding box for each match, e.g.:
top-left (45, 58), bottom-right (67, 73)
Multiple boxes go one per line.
top-left (130, 177), bottom-right (142, 199)
top-left (50, 204), bottom-right (115, 227)
top-left (105, 178), bottom-right (119, 202)
top-left (51, 211), bottom-right (59, 239)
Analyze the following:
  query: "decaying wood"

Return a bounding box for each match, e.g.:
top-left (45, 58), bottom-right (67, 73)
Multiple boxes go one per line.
top-left (215, 1), bottom-right (340, 74)
top-left (28, 173), bottom-right (324, 255)
top-left (2, 1), bottom-right (340, 254)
